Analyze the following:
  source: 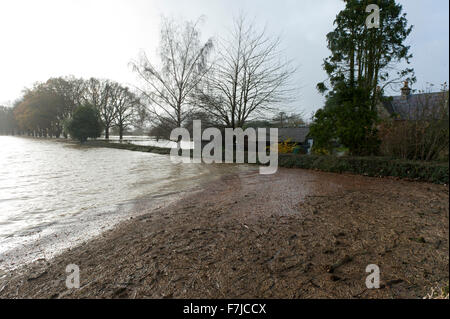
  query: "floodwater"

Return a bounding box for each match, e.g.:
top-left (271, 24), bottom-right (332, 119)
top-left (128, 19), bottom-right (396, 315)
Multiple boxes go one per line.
top-left (0, 136), bottom-right (255, 272)
top-left (97, 135), bottom-right (194, 148)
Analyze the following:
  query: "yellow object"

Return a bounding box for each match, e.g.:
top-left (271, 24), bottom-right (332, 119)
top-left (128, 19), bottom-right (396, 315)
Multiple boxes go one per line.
top-left (268, 138), bottom-right (296, 154)
top-left (313, 148), bottom-right (330, 156)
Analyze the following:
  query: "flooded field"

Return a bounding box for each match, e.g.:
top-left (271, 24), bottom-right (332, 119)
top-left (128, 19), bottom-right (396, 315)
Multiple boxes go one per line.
top-left (97, 136), bottom-right (194, 149)
top-left (0, 136), bottom-right (254, 272)
top-left (0, 164), bottom-right (447, 299)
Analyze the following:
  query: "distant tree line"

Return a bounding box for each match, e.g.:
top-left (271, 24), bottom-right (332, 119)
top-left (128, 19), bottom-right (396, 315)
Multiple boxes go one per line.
top-left (2, 14), bottom-right (300, 142)
top-left (0, 76), bottom-right (143, 141)
top-left (0, 105), bottom-right (17, 135)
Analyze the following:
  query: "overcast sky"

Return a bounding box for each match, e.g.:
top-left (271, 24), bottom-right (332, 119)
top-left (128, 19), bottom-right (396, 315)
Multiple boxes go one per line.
top-left (0, 0), bottom-right (448, 117)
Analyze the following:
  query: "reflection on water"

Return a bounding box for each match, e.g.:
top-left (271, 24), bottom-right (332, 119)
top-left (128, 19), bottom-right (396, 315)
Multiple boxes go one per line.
top-left (0, 136), bottom-right (255, 271)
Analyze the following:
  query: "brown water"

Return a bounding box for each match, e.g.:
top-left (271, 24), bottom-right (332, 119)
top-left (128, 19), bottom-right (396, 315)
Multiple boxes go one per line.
top-left (0, 136), bottom-right (256, 272)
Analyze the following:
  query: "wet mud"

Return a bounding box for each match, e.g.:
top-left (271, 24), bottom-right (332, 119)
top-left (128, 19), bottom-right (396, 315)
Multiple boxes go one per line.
top-left (0, 168), bottom-right (448, 299)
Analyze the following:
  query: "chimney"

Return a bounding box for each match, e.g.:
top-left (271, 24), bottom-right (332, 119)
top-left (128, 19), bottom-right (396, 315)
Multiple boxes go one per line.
top-left (401, 81), bottom-right (411, 99)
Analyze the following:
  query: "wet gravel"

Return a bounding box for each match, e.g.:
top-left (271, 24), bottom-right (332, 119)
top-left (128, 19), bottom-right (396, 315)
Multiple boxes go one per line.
top-left (0, 168), bottom-right (448, 299)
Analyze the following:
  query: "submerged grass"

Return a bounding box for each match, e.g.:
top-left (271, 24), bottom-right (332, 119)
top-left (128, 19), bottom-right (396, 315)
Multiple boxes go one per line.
top-left (85, 140), bottom-right (172, 155)
top-left (85, 140), bottom-right (449, 184)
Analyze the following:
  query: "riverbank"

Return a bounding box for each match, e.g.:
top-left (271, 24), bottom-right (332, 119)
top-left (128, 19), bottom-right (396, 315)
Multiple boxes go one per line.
top-left (0, 136), bottom-right (245, 274)
top-left (9, 137), bottom-right (447, 184)
top-left (0, 168), bottom-right (448, 299)
top-left (83, 140), bottom-right (172, 155)
top-left (83, 140), bottom-right (449, 184)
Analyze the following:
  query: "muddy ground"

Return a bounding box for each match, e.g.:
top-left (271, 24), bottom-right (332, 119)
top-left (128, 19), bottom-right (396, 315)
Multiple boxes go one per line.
top-left (0, 168), bottom-right (448, 299)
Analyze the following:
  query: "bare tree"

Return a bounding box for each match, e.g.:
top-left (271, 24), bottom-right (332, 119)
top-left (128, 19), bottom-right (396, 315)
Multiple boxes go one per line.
top-left (197, 15), bottom-right (297, 129)
top-left (68, 77), bottom-right (87, 113)
top-left (132, 16), bottom-right (213, 131)
top-left (272, 111), bottom-right (305, 128)
top-left (110, 84), bottom-right (141, 140)
top-left (84, 78), bottom-right (115, 139)
top-left (148, 117), bottom-right (176, 141)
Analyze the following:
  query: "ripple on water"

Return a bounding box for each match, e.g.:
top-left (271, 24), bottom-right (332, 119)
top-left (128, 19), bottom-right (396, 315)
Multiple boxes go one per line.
top-left (0, 136), bottom-right (257, 271)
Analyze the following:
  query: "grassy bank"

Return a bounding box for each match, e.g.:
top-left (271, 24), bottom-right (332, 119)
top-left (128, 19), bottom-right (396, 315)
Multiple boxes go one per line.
top-left (85, 140), bottom-right (172, 155)
top-left (85, 140), bottom-right (449, 184)
top-left (279, 154), bottom-right (449, 184)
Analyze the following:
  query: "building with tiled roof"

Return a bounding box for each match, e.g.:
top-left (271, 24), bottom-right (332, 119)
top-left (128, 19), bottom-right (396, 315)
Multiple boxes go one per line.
top-left (378, 81), bottom-right (449, 120)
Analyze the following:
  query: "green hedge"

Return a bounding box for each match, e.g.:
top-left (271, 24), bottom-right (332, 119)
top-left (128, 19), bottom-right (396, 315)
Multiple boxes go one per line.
top-left (86, 140), bottom-right (448, 184)
top-left (279, 154), bottom-right (449, 184)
